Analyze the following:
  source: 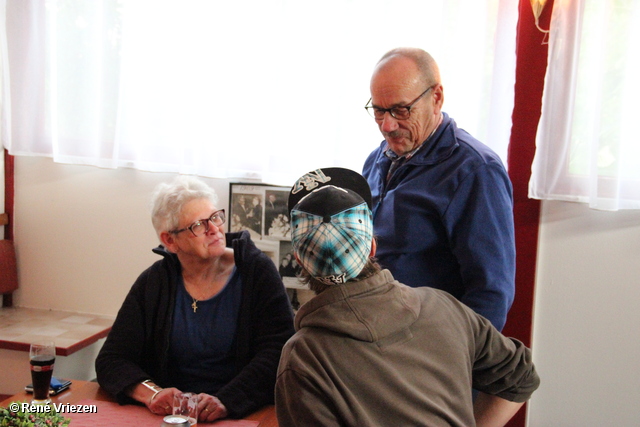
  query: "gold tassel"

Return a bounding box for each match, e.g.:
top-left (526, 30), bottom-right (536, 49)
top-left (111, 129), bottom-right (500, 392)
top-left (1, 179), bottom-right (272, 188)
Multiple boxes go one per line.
top-left (530, 0), bottom-right (550, 34)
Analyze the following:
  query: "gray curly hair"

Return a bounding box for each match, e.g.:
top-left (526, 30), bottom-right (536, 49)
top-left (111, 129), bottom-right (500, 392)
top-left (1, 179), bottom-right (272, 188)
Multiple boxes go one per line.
top-left (150, 176), bottom-right (219, 239)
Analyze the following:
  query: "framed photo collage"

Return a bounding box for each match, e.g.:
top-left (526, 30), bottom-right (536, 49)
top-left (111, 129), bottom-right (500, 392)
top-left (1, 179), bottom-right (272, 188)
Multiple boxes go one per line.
top-left (228, 183), bottom-right (313, 311)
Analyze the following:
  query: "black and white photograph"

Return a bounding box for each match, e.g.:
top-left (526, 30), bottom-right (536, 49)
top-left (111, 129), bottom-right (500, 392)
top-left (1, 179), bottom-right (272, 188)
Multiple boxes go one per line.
top-left (230, 191), bottom-right (262, 238)
top-left (229, 183), bottom-right (291, 241)
top-left (264, 190), bottom-right (291, 239)
top-left (229, 183), bottom-right (309, 311)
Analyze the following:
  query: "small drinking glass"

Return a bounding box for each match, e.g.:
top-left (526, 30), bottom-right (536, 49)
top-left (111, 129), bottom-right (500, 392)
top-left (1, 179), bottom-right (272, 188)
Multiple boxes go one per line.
top-left (29, 341), bottom-right (56, 405)
top-left (173, 392), bottom-right (199, 426)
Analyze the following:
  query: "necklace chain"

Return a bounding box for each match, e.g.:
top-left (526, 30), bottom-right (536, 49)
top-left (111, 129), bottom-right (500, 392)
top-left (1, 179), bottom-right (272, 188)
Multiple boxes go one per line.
top-left (186, 263), bottom-right (233, 313)
top-left (187, 285), bottom-right (208, 313)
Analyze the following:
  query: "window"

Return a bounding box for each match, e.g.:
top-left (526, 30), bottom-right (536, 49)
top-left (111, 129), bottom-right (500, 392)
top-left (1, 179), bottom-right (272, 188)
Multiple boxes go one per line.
top-left (2, 0), bottom-right (517, 186)
top-left (530, 0), bottom-right (640, 210)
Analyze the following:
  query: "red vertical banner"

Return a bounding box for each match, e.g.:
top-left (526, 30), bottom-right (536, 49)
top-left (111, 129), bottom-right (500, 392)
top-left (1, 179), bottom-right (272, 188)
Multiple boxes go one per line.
top-left (504, 1), bottom-right (554, 426)
top-left (3, 149), bottom-right (14, 241)
top-left (2, 149), bottom-right (15, 307)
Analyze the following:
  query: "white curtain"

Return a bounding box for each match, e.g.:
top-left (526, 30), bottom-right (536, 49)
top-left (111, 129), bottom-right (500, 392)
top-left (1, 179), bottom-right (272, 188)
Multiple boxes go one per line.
top-left (530, 0), bottom-right (640, 210)
top-left (2, 0), bottom-right (517, 187)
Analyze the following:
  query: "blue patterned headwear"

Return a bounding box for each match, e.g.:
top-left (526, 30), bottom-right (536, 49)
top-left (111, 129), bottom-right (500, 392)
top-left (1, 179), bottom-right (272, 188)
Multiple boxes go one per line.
top-left (289, 168), bottom-right (373, 286)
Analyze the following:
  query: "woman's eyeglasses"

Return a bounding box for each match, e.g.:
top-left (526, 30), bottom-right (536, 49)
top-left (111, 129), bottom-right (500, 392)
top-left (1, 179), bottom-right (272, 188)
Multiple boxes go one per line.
top-left (171, 209), bottom-right (226, 237)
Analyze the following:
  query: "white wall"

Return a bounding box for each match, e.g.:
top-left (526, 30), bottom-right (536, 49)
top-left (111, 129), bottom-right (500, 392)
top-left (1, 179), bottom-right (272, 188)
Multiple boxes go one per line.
top-left (528, 200), bottom-right (640, 426)
top-left (8, 157), bottom-right (640, 425)
top-left (12, 156), bottom-right (232, 316)
top-left (1, 157), bottom-right (236, 394)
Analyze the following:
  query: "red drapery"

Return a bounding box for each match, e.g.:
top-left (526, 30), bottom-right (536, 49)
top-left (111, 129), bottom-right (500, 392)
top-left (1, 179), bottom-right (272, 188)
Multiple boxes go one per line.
top-left (504, 1), bottom-right (553, 425)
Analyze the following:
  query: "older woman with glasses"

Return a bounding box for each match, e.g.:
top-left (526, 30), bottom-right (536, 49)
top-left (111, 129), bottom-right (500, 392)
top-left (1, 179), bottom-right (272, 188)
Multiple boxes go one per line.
top-left (96, 176), bottom-right (295, 423)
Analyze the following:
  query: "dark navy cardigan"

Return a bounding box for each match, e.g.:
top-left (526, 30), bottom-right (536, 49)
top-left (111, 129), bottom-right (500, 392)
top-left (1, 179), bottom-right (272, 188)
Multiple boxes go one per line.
top-left (95, 231), bottom-right (295, 418)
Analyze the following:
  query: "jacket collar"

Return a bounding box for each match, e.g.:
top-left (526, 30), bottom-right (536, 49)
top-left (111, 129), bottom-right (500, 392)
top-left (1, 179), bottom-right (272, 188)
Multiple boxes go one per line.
top-left (378, 112), bottom-right (458, 167)
top-left (295, 269), bottom-right (421, 343)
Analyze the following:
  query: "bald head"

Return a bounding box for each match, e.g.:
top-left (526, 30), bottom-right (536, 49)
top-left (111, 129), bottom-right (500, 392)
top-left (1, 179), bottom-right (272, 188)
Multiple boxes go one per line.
top-left (375, 47), bottom-right (440, 88)
top-left (369, 47), bottom-right (444, 156)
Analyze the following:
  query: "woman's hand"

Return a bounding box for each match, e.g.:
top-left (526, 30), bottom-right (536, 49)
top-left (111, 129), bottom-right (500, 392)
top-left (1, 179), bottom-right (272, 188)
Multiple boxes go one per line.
top-left (126, 381), bottom-right (180, 416)
top-left (197, 393), bottom-right (228, 422)
top-left (147, 387), bottom-right (181, 416)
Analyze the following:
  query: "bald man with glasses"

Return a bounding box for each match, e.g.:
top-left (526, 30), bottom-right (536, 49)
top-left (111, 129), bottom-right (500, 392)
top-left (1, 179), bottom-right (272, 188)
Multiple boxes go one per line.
top-left (362, 47), bottom-right (515, 333)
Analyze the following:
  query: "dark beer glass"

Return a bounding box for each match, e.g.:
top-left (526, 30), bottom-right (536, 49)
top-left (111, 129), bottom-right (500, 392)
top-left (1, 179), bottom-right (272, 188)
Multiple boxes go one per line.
top-left (29, 341), bottom-right (56, 404)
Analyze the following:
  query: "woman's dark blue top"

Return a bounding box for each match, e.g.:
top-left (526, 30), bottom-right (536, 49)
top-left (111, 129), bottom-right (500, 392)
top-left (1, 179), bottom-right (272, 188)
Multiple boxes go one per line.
top-left (168, 267), bottom-right (242, 394)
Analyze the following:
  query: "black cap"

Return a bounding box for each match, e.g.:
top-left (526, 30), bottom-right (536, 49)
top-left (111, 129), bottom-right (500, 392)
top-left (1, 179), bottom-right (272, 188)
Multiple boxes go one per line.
top-left (288, 167), bottom-right (372, 214)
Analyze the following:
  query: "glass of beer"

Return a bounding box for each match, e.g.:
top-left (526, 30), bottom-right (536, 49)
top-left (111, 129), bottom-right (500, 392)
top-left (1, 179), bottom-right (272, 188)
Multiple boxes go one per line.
top-left (29, 340), bottom-right (56, 404)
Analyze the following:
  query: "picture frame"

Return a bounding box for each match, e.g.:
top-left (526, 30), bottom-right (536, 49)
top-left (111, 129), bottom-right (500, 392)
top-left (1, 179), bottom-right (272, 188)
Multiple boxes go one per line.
top-left (229, 183), bottom-right (312, 310)
top-left (228, 183), bottom-right (291, 241)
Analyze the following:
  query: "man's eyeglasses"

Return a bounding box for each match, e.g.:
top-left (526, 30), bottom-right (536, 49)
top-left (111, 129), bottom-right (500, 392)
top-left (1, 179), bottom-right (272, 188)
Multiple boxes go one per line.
top-left (364, 85), bottom-right (436, 120)
top-left (171, 209), bottom-right (226, 237)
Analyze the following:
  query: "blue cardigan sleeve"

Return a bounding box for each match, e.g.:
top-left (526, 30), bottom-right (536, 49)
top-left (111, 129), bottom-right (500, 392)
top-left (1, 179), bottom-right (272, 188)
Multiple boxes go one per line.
top-left (444, 161), bottom-right (515, 330)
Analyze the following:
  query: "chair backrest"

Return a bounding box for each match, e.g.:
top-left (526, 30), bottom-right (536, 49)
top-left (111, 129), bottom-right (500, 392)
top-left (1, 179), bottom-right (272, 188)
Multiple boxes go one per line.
top-left (0, 239), bottom-right (18, 307)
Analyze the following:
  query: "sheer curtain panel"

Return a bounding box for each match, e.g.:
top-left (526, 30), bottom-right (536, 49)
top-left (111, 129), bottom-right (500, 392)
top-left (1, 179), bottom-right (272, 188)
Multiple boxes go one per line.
top-left (2, 0), bottom-right (517, 186)
top-left (529, 0), bottom-right (640, 210)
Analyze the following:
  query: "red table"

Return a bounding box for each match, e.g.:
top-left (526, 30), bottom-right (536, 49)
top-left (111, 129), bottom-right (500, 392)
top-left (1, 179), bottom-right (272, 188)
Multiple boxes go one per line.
top-left (1, 380), bottom-right (278, 426)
